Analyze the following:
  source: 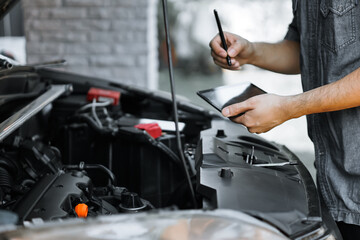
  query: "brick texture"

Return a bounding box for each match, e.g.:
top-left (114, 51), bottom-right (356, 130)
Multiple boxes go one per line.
top-left (22, 0), bottom-right (158, 89)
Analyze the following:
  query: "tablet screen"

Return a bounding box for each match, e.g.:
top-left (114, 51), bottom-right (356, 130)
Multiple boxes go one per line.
top-left (197, 82), bottom-right (266, 112)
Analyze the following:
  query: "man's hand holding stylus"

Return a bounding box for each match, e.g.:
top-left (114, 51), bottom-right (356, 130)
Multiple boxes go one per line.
top-left (210, 32), bottom-right (255, 70)
top-left (209, 32), bottom-right (300, 74)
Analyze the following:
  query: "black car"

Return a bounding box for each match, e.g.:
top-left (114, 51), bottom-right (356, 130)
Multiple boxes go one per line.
top-left (0, 0), bottom-right (341, 239)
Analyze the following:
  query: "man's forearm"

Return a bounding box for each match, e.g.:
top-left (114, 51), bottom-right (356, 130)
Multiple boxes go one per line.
top-left (250, 40), bottom-right (301, 75)
top-left (287, 67), bottom-right (360, 118)
top-left (221, 67), bottom-right (360, 133)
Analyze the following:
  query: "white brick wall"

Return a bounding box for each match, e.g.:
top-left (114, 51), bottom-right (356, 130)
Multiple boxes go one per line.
top-left (22, 0), bottom-right (159, 89)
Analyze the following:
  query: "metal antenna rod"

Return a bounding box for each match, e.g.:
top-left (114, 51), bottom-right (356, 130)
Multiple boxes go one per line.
top-left (161, 0), bottom-right (197, 208)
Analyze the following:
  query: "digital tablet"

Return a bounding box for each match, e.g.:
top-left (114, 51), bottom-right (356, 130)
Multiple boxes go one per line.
top-left (196, 82), bottom-right (266, 113)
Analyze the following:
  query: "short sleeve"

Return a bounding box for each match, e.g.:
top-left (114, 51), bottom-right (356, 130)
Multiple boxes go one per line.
top-left (284, 17), bottom-right (300, 42)
top-left (284, 1), bottom-right (300, 42)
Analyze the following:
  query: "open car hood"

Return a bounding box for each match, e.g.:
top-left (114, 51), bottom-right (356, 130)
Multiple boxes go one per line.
top-left (0, 0), bottom-right (19, 19)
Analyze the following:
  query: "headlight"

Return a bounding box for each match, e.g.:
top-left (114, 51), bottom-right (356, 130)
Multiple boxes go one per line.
top-left (1, 210), bottom-right (288, 240)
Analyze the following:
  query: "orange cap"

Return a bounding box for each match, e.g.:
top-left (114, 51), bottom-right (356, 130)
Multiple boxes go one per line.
top-left (75, 203), bottom-right (88, 218)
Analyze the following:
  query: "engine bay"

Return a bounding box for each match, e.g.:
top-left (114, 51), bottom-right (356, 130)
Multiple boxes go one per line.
top-left (0, 68), bottom-right (213, 223)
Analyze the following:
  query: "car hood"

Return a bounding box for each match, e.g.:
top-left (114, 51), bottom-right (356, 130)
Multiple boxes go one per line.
top-left (0, 0), bottom-right (19, 19)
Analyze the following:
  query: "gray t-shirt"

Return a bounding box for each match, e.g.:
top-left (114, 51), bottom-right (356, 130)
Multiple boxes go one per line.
top-left (285, 0), bottom-right (360, 225)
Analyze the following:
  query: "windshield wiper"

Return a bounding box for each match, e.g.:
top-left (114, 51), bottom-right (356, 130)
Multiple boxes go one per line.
top-left (252, 161), bottom-right (297, 167)
top-left (245, 146), bottom-right (298, 167)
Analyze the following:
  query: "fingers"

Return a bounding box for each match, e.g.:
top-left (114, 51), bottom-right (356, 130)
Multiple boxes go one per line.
top-left (210, 32), bottom-right (243, 57)
top-left (209, 32), bottom-right (251, 70)
top-left (210, 50), bottom-right (227, 64)
top-left (209, 34), bottom-right (227, 58)
top-left (228, 113), bottom-right (259, 133)
top-left (226, 35), bottom-right (246, 58)
top-left (222, 101), bottom-right (253, 118)
top-left (222, 94), bottom-right (288, 134)
top-left (211, 51), bottom-right (241, 69)
top-left (213, 59), bottom-right (233, 69)
top-left (229, 113), bottom-right (268, 134)
top-left (224, 32), bottom-right (245, 58)
top-left (221, 99), bottom-right (266, 133)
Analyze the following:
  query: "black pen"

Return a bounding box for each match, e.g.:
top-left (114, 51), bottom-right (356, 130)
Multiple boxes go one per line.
top-left (214, 9), bottom-right (232, 66)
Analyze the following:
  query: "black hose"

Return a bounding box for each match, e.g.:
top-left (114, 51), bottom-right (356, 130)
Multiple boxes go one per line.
top-left (21, 179), bottom-right (36, 188)
top-left (156, 142), bottom-right (181, 165)
top-left (64, 163), bottom-right (116, 186)
top-left (85, 164), bottom-right (116, 185)
top-left (76, 114), bottom-right (110, 134)
top-left (0, 167), bottom-right (11, 189)
top-left (73, 114), bottom-right (118, 137)
top-left (142, 132), bottom-right (182, 167)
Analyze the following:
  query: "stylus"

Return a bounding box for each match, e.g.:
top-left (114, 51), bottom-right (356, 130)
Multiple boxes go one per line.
top-left (214, 9), bottom-right (232, 66)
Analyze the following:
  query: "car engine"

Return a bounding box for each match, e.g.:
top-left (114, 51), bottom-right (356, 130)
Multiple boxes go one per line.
top-left (0, 68), bottom-right (212, 223)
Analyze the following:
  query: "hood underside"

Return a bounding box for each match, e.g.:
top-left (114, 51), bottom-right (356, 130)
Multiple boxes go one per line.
top-left (0, 0), bottom-right (19, 19)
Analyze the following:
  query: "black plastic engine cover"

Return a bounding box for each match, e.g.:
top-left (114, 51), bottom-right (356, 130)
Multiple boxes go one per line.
top-left (14, 172), bottom-right (91, 221)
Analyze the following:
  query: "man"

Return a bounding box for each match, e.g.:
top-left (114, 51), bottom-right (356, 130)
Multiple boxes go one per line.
top-left (209, 1), bottom-right (360, 239)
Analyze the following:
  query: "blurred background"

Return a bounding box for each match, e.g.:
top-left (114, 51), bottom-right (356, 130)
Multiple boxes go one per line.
top-left (0, 0), bottom-right (315, 177)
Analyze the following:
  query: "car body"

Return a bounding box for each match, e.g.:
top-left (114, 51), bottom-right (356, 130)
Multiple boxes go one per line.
top-left (0, 1), bottom-right (341, 239)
